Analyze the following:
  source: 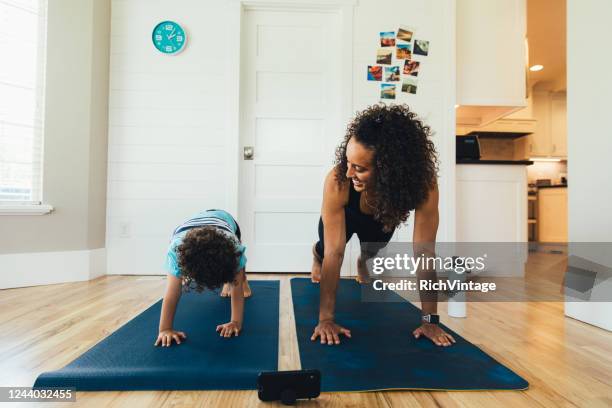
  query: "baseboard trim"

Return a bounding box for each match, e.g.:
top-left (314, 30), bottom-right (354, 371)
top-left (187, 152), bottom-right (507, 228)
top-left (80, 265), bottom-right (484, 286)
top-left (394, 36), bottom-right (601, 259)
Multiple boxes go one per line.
top-left (565, 302), bottom-right (612, 332)
top-left (0, 248), bottom-right (107, 289)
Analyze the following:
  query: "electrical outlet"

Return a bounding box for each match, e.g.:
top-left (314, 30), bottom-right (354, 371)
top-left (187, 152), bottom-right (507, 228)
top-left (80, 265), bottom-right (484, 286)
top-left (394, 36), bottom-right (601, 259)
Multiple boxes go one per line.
top-left (119, 221), bottom-right (131, 238)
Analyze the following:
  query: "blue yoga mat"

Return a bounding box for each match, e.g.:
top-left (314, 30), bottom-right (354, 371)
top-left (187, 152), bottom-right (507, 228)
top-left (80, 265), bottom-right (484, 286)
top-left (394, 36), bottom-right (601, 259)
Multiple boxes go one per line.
top-left (34, 280), bottom-right (279, 391)
top-left (291, 278), bottom-right (528, 392)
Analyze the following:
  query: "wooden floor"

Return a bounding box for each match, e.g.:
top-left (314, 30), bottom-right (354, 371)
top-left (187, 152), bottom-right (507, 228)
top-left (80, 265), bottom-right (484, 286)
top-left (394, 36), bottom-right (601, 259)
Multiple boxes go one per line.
top-left (1, 252), bottom-right (611, 407)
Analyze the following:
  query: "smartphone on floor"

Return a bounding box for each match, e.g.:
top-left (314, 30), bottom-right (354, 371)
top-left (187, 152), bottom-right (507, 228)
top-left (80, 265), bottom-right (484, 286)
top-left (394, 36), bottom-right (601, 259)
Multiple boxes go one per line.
top-left (257, 369), bottom-right (321, 404)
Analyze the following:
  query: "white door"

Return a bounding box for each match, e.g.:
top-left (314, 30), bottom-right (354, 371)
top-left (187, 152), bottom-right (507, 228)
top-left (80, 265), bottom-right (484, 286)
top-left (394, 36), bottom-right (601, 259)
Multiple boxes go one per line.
top-left (239, 8), bottom-right (345, 272)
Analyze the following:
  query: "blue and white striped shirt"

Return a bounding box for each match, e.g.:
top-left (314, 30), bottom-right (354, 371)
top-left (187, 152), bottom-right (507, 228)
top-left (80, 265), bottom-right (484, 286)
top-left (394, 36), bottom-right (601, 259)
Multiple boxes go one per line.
top-left (165, 210), bottom-right (247, 278)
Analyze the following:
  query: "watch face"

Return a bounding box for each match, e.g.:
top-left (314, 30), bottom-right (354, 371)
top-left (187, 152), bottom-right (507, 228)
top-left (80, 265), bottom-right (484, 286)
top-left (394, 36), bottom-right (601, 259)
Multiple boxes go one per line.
top-left (423, 314), bottom-right (440, 324)
top-left (152, 21), bottom-right (187, 54)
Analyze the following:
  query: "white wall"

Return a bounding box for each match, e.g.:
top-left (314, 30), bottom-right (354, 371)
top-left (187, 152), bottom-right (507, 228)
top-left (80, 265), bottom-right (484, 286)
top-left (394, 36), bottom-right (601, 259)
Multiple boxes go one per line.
top-left (0, 0), bottom-right (110, 254)
top-left (0, 0), bottom-right (110, 289)
top-left (106, 0), bottom-right (235, 274)
top-left (106, 0), bottom-right (456, 275)
top-left (352, 0), bottom-right (456, 245)
top-left (564, 0), bottom-right (612, 331)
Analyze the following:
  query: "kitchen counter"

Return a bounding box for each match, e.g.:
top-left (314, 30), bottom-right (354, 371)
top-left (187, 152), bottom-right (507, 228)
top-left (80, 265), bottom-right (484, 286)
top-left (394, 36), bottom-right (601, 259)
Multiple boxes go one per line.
top-left (457, 159), bottom-right (534, 165)
top-left (537, 184), bottom-right (567, 189)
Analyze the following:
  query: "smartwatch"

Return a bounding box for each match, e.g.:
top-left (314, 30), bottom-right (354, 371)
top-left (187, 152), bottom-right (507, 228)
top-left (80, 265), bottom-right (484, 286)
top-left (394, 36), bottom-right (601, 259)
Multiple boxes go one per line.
top-left (422, 314), bottom-right (440, 324)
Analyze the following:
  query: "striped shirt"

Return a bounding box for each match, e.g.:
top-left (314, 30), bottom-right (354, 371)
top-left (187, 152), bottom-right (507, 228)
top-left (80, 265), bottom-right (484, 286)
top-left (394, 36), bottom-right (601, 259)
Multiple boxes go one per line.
top-left (165, 210), bottom-right (247, 278)
top-left (172, 213), bottom-right (234, 237)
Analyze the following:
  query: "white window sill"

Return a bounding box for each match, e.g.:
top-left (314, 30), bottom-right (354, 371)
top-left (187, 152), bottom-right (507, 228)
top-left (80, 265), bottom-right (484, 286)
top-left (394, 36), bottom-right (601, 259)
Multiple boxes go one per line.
top-left (0, 204), bottom-right (54, 215)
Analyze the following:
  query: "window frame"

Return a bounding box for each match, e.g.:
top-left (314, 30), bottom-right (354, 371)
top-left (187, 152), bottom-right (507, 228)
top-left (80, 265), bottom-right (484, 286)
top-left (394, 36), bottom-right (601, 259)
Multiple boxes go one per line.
top-left (0, 0), bottom-right (52, 215)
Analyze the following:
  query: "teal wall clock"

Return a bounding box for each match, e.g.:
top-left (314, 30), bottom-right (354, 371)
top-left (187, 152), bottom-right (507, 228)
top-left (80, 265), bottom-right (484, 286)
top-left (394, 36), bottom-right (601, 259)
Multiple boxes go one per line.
top-left (152, 21), bottom-right (187, 55)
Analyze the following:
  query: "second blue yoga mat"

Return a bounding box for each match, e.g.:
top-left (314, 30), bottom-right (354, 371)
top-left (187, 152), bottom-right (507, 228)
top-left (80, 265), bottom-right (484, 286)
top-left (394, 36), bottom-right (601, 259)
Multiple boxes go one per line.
top-left (34, 280), bottom-right (279, 391)
top-left (291, 278), bottom-right (528, 392)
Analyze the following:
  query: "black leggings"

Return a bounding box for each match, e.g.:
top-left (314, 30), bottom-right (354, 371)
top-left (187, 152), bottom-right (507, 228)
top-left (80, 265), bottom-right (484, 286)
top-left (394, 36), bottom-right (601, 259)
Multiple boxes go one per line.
top-left (314, 206), bottom-right (394, 260)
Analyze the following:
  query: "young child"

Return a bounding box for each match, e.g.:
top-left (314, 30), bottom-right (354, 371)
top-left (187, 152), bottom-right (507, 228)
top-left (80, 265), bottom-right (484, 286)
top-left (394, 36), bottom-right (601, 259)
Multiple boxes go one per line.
top-left (154, 209), bottom-right (251, 347)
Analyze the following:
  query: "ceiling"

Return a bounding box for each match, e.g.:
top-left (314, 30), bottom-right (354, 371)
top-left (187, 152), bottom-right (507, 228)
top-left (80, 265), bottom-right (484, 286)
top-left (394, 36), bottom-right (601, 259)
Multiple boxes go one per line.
top-left (527, 0), bottom-right (566, 91)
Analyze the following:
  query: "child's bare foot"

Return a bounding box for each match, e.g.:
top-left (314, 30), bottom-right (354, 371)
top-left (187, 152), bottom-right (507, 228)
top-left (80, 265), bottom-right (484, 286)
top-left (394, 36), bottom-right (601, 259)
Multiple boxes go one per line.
top-left (243, 279), bottom-right (252, 298)
top-left (311, 245), bottom-right (322, 283)
top-left (220, 280), bottom-right (252, 298)
top-left (220, 283), bottom-right (231, 297)
top-left (356, 256), bottom-right (371, 284)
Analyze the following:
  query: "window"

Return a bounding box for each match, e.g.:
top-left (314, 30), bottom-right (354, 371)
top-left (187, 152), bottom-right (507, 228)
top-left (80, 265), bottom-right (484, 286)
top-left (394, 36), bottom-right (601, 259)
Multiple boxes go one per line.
top-left (0, 0), bottom-right (49, 212)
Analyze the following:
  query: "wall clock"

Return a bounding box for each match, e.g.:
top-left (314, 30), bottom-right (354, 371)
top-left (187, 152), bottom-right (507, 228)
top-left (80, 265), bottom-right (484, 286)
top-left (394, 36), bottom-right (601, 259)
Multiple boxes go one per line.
top-left (152, 21), bottom-right (187, 55)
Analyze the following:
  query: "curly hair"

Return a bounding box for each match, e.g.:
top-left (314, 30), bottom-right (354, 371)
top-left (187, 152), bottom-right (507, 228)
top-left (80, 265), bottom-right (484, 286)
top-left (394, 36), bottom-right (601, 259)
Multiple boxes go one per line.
top-left (176, 227), bottom-right (240, 292)
top-left (335, 104), bottom-right (439, 232)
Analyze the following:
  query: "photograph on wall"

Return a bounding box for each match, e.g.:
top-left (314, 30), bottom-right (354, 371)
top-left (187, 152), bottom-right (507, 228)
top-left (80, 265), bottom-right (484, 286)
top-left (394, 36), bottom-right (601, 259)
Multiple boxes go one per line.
top-left (396, 43), bottom-right (412, 60)
top-left (380, 31), bottom-right (396, 47)
top-left (384, 66), bottom-right (400, 81)
top-left (396, 26), bottom-right (414, 42)
top-left (367, 65), bottom-right (383, 81)
top-left (376, 48), bottom-right (393, 65)
top-left (403, 59), bottom-right (420, 76)
top-left (414, 39), bottom-right (430, 56)
top-left (401, 77), bottom-right (418, 94)
top-left (380, 83), bottom-right (396, 99)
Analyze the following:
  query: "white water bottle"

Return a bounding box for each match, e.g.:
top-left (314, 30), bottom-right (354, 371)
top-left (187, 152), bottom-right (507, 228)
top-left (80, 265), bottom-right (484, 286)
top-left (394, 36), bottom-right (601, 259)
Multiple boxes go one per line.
top-left (448, 291), bottom-right (467, 318)
top-left (448, 262), bottom-right (467, 318)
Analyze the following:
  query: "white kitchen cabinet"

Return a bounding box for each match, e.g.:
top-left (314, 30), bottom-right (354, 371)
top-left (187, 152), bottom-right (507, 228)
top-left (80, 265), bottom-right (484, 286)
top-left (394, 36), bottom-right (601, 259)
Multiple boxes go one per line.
top-left (550, 93), bottom-right (567, 156)
top-left (457, 164), bottom-right (528, 242)
top-left (528, 91), bottom-right (567, 158)
top-left (529, 91), bottom-right (551, 156)
top-left (456, 0), bottom-right (527, 126)
top-left (456, 164), bottom-right (529, 275)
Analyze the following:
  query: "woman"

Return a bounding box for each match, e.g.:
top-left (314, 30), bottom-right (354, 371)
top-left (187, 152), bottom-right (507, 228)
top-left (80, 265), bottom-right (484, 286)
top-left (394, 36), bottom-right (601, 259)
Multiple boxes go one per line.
top-left (310, 104), bottom-right (456, 347)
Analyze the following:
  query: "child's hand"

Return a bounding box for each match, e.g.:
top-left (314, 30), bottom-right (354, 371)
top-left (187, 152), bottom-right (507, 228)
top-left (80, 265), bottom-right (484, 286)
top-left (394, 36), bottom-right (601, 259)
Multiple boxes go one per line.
top-left (216, 321), bottom-right (242, 338)
top-left (155, 329), bottom-right (187, 347)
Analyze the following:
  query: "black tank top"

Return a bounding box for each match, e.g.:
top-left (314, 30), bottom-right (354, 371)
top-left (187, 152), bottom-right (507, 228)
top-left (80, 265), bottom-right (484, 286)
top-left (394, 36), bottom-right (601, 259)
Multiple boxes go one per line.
top-left (346, 186), bottom-right (389, 232)
top-left (347, 186), bottom-right (374, 217)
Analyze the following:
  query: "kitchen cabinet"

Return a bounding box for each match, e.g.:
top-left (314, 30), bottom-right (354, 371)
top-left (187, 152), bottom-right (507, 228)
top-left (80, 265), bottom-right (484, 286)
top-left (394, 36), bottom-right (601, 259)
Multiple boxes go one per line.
top-left (457, 164), bottom-right (528, 242)
top-left (456, 163), bottom-right (529, 274)
top-left (456, 0), bottom-right (527, 127)
top-left (537, 187), bottom-right (567, 242)
top-left (528, 91), bottom-right (567, 158)
top-left (550, 93), bottom-right (567, 156)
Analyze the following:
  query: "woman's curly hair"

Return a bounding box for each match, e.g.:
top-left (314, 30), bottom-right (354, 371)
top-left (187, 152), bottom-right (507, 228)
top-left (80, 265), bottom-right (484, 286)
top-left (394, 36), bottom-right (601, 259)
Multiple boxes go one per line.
top-left (335, 104), bottom-right (439, 232)
top-left (176, 227), bottom-right (240, 292)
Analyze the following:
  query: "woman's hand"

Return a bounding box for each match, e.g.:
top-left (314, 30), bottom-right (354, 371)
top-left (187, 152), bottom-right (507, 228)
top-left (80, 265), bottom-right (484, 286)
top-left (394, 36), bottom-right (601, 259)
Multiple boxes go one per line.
top-left (413, 323), bottom-right (456, 347)
top-left (311, 319), bottom-right (352, 345)
top-left (155, 329), bottom-right (187, 347)
top-left (216, 321), bottom-right (242, 338)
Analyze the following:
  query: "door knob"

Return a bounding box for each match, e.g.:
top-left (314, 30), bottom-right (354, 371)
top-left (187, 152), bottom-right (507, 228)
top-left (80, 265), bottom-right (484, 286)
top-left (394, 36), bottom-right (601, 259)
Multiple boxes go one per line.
top-left (243, 146), bottom-right (254, 160)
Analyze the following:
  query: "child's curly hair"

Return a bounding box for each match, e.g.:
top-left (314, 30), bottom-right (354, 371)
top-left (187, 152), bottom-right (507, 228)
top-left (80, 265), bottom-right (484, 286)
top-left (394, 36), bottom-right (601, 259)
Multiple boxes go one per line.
top-left (335, 104), bottom-right (439, 232)
top-left (176, 227), bottom-right (240, 292)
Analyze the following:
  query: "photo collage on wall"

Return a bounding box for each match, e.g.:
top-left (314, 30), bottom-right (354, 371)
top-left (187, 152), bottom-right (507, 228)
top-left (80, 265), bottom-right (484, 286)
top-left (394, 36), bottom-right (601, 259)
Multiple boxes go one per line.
top-left (367, 26), bottom-right (430, 99)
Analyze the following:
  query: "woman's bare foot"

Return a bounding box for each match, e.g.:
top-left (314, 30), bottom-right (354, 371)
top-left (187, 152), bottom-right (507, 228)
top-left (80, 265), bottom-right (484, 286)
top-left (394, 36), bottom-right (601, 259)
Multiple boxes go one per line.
top-left (311, 258), bottom-right (322, 283)
top-left (220, 279), bottom-right (252, 298)
top-left (356, 256), bottom-right (371, 284)
top-left (311, 245), bottom-right (322, 283)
